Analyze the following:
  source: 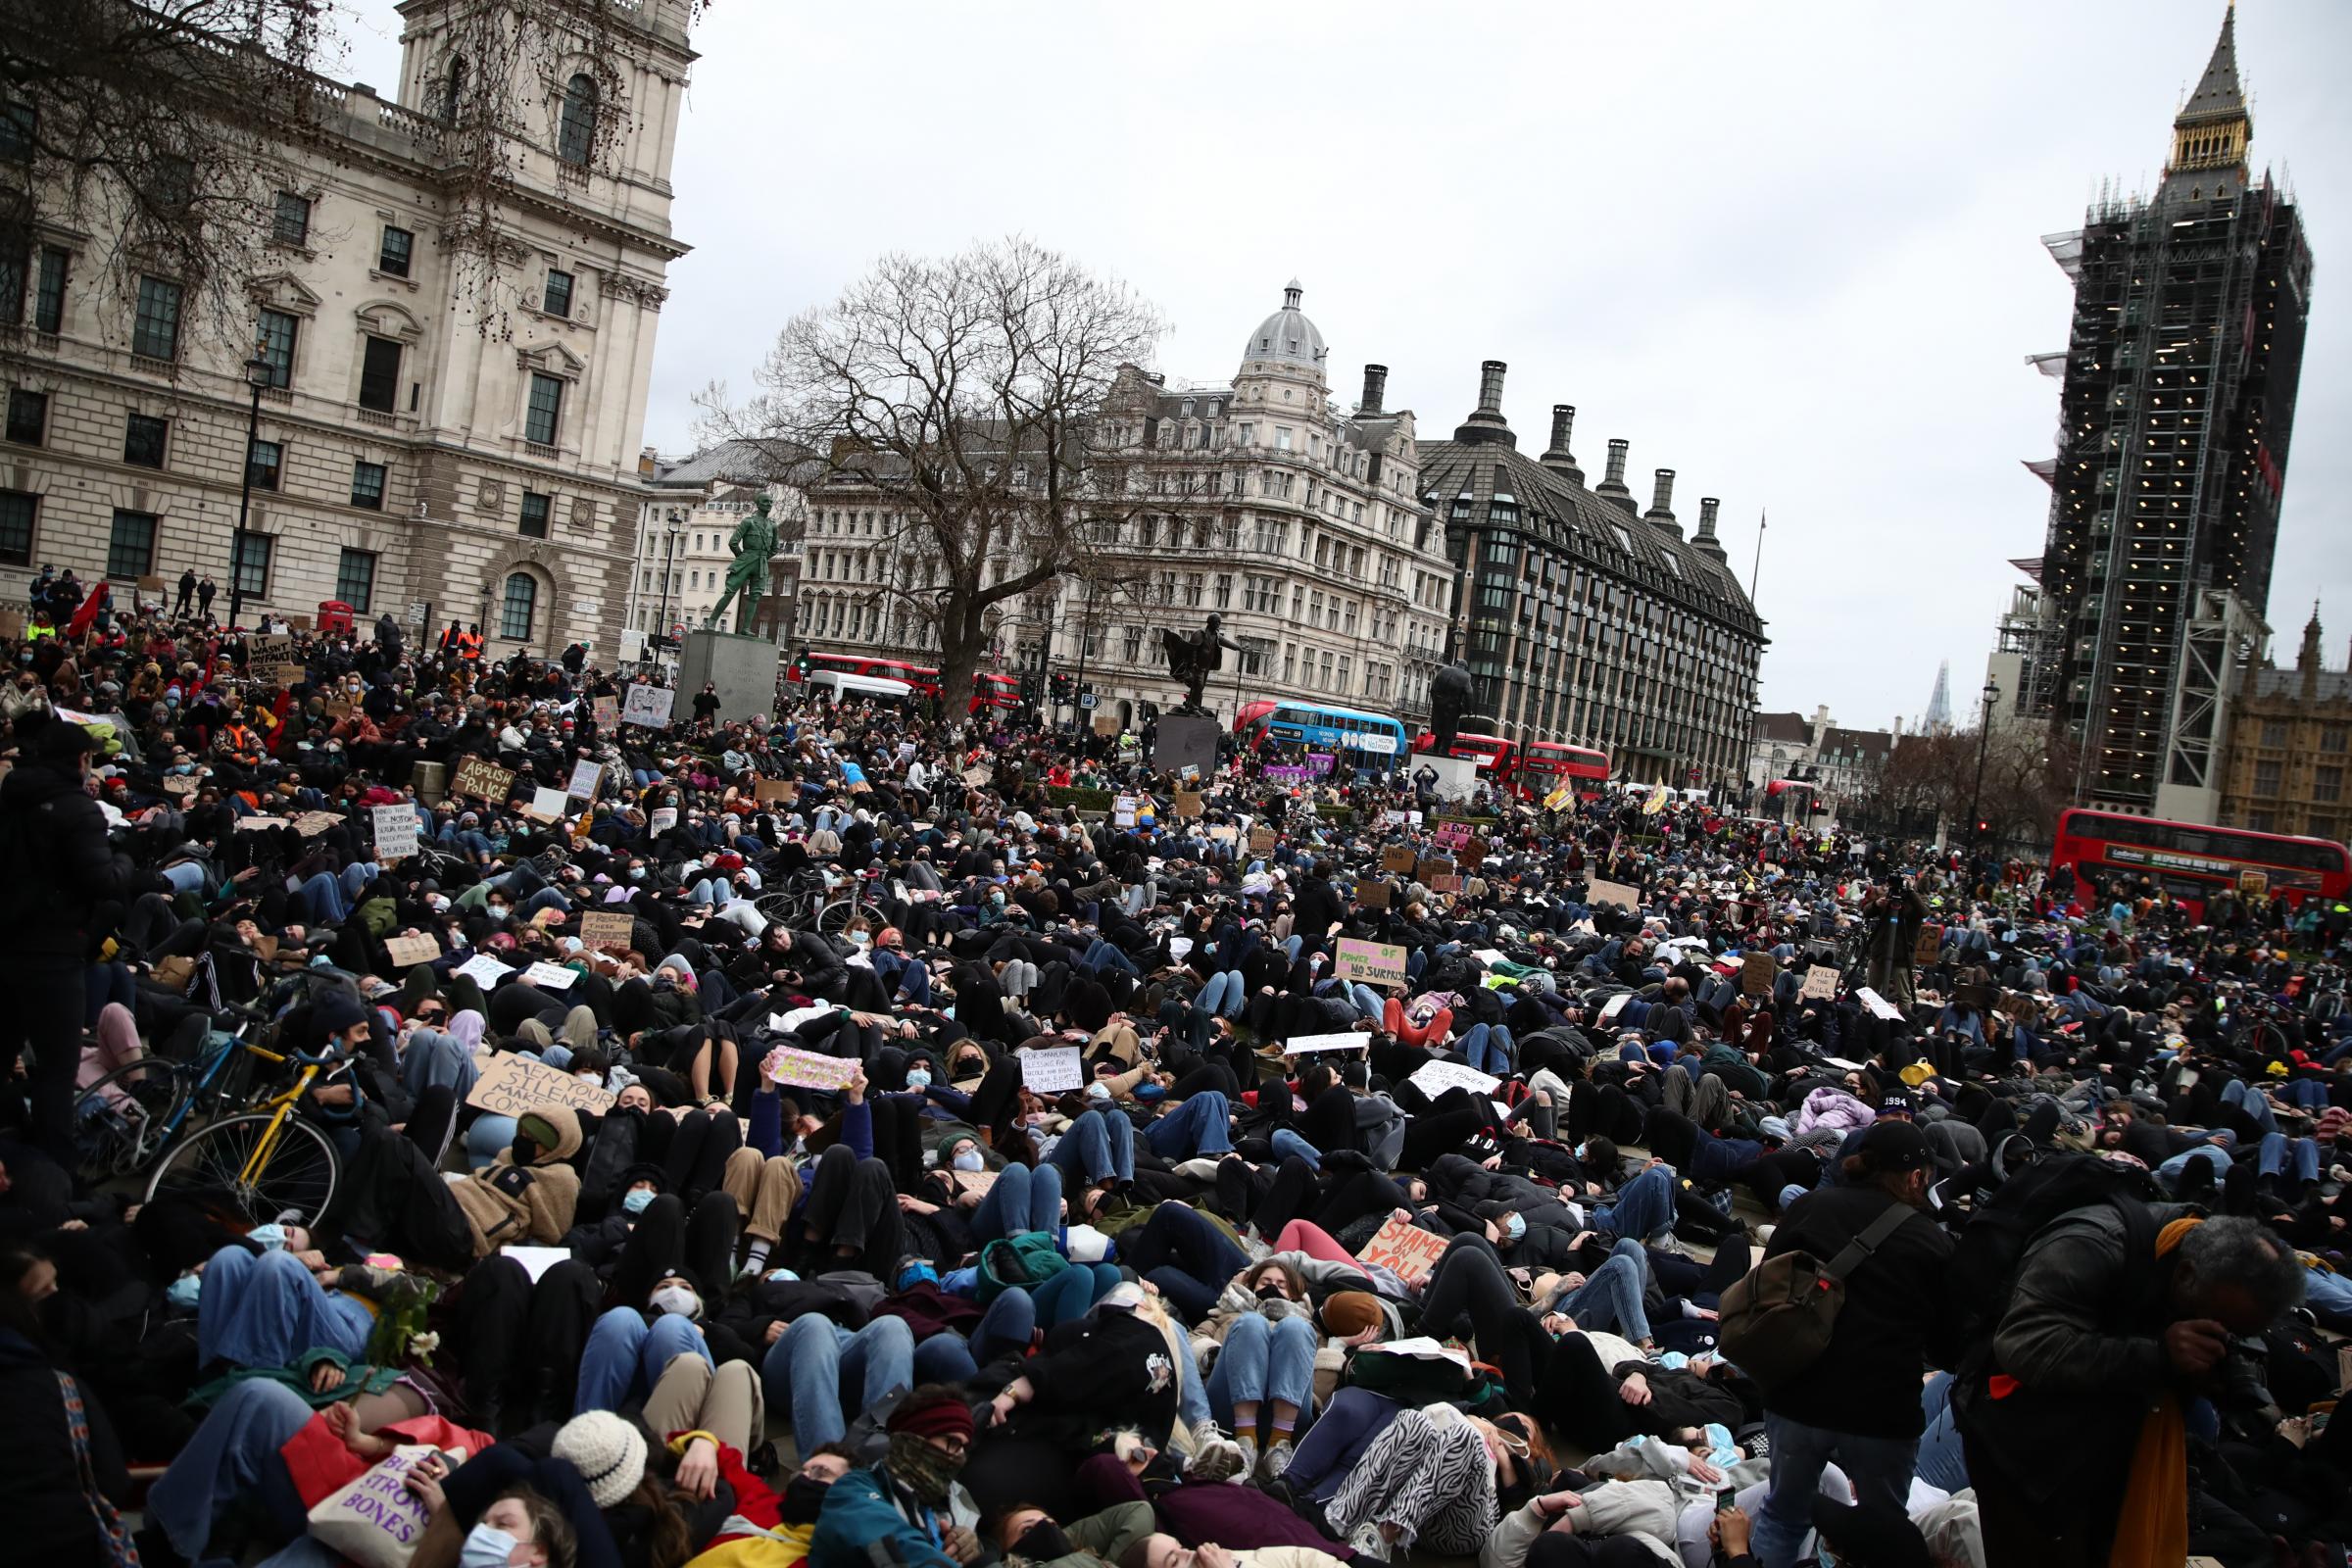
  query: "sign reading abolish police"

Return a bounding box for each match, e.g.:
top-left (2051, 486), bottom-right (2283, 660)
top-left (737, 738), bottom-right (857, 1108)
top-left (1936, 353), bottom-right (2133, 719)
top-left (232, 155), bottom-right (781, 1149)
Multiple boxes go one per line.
top-left (450, 757), bottom-right (515, 804)
top-left (466, 1053), bottom-right (615, 1118)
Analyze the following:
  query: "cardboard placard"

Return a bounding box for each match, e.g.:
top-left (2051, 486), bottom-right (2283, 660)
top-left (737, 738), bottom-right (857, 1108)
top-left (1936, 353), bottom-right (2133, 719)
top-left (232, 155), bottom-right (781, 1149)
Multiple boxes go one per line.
top-left (621, 683), bottom-right (675, 728)
top-left (1173, 790), bottom-right (1203, 818)
top-left (163, 774), bottom-right (200, 796)
top-left (247, 633), bottom-right (293, 665)
top-left (1094, 714), bottom-right (1119, 736)
top-left (1357, 1214), bottom-right (1449, 1287)
top-left (1914, 924), bottom-right (1944, 966)
top-left (520, 960), bottom-right (578, 991)
top-left (450, 757), bottom-right (515, 804)
top-left (1353, 877), bottom-right (1390, 909)
top-left (565, 760), bottom-right (604, 800)
top-left (383, 933), bottom-right (440, 968)
top-left (466, 1052), bottom-right (616, 1118)
top-left (275, 662), bottom-right (306, 688)
top-left (293, 811), bottom-right (342, 836)
top-left (1457, 837), bottom-right (1488, 870)
top-left (1019, 1046), bottom-right (1084, 1094)
top-left (1599, 993), bottom-right (1634, 1023)
top-left (1415, 855), bottom-right (1454, 885)
top-left (1287, 1031), bottom-right (1372, 1054)
top-left (1207, 825), bottom-right (1238, 843)
top-left (526, 786), bottom-right (569, 823)
top-left (764, 1046), bottom-right (859, 1091)
top-left (1954, 980), bottom-right (1996, 1011)
top-left (1249, 827), bottom-right (1276, 855)
top-left (590, 696), bottom-right (619, 727)
top-left (1801, 964), bottom-right (1840, 1001)
top-left (1408, 1059), bottom-right (1500, 1101)
top-left (1426, 873), bottom-right (1460, 895)
top-left (578, 911), bottom-right (636, 955)
top-left (755, 778), bottom-right (797, 805)
top-left (1334, 938), bottom-right (1407, 987)
top-left (1587, 877), bottom-right (1641, 909)
top-left (1741, 951), bottom-right (1777, 997)
top-left (1380, 844), bottom-right (1418, 875)
top-left (2001, 990), bottom-right (2040, 1024)
top-left (2237, 870), bottom-right (2269, 898)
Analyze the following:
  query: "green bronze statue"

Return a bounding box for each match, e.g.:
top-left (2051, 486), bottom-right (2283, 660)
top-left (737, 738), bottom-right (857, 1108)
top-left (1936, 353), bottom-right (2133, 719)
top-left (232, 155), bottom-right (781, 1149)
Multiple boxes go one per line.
top-left (705, 496), bottom-right (780, 634)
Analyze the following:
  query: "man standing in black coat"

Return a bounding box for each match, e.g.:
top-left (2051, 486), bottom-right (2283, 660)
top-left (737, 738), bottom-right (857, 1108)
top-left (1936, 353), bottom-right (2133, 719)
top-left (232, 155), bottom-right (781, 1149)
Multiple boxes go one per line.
top-left (1292, 858), bottom-right (1346, 955)
top-left (0, 716), bottom-right (137, 1163)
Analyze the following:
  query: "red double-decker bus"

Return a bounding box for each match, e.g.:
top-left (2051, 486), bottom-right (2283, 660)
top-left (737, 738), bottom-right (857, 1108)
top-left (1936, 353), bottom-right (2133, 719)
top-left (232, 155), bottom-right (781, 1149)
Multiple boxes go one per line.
top-left (1519, 741), bottom-right (1611, 800)
top-left (788, 652), bottom-right (943, 697)
top-left (2048, 808), bottom-right (2350, 919)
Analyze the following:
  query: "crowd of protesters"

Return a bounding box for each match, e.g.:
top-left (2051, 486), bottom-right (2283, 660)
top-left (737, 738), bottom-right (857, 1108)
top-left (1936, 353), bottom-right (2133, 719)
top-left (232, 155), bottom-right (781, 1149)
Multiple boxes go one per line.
top-left (0, 573), bottom-right (2348, 1568)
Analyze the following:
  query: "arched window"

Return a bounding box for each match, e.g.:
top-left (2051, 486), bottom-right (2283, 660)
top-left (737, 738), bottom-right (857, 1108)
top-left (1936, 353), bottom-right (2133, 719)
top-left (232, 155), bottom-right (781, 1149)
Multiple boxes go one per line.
top-left (443, 56), bottom-right (466, 124)
top-left (557, 74), bottom-right (598, 167)
top-left (499, 572), bottom-right (537, 641)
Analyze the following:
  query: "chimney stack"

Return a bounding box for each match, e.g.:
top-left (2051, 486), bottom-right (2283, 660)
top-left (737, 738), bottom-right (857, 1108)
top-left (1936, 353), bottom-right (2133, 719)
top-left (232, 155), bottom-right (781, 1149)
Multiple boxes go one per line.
top-left (1360, 364), bottom-right (1388, 416)
top-left (1540, 404), bottom-right (1586, 483)
top-left (1692, 496), bottom-right (1729, 564)
top-left (1596, 438), bottom-right (1635, 512)
top-left (1451, 360), bottom-right (1517, 448)
top-left (1644, 469), bottom-right (1681, 536)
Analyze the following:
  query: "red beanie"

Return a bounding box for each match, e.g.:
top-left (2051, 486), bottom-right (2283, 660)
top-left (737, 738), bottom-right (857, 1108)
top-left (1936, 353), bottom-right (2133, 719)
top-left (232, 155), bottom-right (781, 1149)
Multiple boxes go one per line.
top-left (888, 1394), bottom-right (975, 1444)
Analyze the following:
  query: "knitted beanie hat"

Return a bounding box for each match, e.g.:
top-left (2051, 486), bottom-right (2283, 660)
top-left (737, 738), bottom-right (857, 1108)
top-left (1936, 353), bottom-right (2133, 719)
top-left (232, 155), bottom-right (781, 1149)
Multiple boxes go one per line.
top-left (552, 1410), bottom-right (648, 1508)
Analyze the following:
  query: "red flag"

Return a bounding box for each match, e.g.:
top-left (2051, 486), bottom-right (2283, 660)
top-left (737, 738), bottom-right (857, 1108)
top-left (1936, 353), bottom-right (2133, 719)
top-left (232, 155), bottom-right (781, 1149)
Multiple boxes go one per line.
top-left (65, 579), bottom-right (109, 639)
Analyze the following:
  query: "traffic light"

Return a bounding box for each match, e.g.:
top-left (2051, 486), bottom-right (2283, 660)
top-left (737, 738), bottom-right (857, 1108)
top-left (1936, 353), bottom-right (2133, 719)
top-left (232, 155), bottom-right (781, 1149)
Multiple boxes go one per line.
top-left (793, 647), bottom-right (812, 679)
top-left (1050, 671), bottom-right (1074, 706)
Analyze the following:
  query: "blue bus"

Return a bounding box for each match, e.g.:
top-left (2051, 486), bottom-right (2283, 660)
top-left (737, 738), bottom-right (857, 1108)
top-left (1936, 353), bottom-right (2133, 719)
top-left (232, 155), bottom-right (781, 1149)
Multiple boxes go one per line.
top-left (1236, 701), bottom-right (1406, 771)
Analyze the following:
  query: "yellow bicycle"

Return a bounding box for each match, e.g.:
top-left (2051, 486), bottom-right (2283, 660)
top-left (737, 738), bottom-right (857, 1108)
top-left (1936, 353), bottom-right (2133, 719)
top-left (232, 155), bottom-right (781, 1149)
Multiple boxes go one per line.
top-left (142, 1040), bottom-right (347, 1225)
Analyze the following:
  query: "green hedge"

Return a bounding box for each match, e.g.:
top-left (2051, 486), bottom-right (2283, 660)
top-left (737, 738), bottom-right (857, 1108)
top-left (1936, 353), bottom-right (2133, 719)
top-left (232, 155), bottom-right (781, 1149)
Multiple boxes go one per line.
top-left (1044, 785), bottom-right (1116, 811)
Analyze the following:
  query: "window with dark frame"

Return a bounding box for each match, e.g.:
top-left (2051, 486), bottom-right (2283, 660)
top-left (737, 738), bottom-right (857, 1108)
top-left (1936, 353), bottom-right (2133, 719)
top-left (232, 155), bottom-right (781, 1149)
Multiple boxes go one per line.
top-left (518, 490), bottom-right (550, 537)
top-left (543, 268), bottom-right (572, 318)
top-left (349, 460), bottom-right (386, 510)
top-left (6, 387), bottom-right (44, 445)
top-left (377, 225), bottom-right (413, 277)
top-left (335, 548), bottom-right (376, 612)
top-left (256, 308), bottom-right (298, 388)
top-left (358, 334), bottom-right (401, 413)
top-left (107, 510), bottom-right (156, 578)
top-left (524, 372), bottom-right (563, 445)
top-left (0, 101), bottom-right (32, 163)
top-left (272, 191), bottom-right (311, 246)
top-left (0, 489), bottom-right (33, 564)
top-left (500, 571), bottom-right (537, 640)
top-left (0, 251), bottom-right (21, 323)
top-left (122, 413), bottom-right (168, 467)
top-left (231, 532), bottom-right (270, 598)
top-left (246, 437), bottom-right (281, 491)
top-left (131, 275), bottom-right (181, 360)
top-left (557, 74), bottom-right (598, 166)
top-left (33, 246), bottom-right (66, 333)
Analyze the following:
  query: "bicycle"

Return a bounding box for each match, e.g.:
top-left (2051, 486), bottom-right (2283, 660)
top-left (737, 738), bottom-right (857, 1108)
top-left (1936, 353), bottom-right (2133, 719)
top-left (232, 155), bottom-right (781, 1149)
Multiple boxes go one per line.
top-left (73, 1013), bottom-right (346, 1225)
top-left (754, 865), bottom-right (883, 936)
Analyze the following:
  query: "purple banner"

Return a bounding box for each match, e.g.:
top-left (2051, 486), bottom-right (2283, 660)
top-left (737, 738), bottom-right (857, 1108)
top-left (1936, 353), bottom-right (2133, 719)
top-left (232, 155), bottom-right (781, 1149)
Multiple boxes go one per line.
top-left (1263, 765), bottom-right (1313, 784)
top-left (1304, 753), bottom-right (1336, 775)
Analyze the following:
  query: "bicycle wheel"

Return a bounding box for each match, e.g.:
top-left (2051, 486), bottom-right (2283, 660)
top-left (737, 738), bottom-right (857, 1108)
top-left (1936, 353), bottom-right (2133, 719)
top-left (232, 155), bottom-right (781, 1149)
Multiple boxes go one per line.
top-left (814, 897), bottom-right (874, 936)
top-left (71, 1058), bottom-right (190, 1185)
top-left (2231, 1021), bottom-right (2291, 1060)
top-left (146, 1111), bottom-right (341, 1226)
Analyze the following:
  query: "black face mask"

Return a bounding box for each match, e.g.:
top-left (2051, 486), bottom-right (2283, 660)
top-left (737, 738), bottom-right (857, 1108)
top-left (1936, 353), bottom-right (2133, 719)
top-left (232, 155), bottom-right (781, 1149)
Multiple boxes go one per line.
top-left (1011, 1522), bottom-right (1073, 1562)
top-left (1253, 1284), bottom-right (1287, 1302)
top-left (779, 1474), bottom-right (832, 1526)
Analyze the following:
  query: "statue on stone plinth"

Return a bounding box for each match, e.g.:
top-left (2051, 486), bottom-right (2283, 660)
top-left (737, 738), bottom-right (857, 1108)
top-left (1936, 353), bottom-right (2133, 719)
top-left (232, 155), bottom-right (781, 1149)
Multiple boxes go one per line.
top-left (1428, 657), bottom-right (1478, 755)
top-left (1159, 612), bottom-right (1242, 716)
top-left (706, 496), bottom-right (780, 635)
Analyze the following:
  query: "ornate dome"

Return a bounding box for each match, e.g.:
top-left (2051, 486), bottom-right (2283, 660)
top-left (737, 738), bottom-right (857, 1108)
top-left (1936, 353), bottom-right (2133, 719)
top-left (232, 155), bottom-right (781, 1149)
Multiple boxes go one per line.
top-left (1241, 279), bottom-right (1327, 373)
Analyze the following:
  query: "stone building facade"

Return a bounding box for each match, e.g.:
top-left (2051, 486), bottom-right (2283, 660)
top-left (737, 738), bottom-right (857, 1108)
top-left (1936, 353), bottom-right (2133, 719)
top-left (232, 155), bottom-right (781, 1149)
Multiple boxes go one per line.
top-left (2217, 610), bottom-right (2352, 843)
top-left (0, 0), bottom-right (694, 659)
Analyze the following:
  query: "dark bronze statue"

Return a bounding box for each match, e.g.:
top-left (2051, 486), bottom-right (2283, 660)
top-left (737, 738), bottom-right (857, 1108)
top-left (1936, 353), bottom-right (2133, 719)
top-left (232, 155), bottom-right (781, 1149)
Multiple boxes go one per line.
top-left (1427, 657), bottom-right (1478, 754)
top-left (1160, 612), bottom-right (1242, 716)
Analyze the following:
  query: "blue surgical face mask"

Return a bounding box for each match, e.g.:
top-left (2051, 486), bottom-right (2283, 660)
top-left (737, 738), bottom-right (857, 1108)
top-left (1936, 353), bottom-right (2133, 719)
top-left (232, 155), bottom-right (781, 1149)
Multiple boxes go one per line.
top-left (249, 1223), bottom-right (287, 1250)
top-left (622, 1187), bottom-right (655, 1215)
top-left (168, 1272), bottom-right (202, 1308)
top-left (1503, 1211), bottom-right (1527, 1243)
top-left (766, 1267), bottom-right (801, 1283)
top-left (952, 1149), bottom-right (984, 1173)
top-left (460, 1523), bottom-right (520, 1568)
top-left (905, 1068), bottom-right (930, 1089)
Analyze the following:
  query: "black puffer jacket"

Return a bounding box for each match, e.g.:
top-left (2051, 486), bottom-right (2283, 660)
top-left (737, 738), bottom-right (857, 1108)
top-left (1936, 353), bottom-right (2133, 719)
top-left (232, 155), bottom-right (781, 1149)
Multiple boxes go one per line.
top-left (0, 758), bottom-right (135, 959)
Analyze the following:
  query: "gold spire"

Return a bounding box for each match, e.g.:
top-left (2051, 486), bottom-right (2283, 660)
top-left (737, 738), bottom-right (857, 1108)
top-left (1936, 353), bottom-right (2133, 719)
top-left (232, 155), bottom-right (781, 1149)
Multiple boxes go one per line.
top-left (2169, 4), bottom-right (2250, 176)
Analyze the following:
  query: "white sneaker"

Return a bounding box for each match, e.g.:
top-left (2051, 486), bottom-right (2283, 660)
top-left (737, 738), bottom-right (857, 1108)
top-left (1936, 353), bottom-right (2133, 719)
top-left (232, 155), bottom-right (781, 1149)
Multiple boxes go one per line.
top-left (1257, 1438), bottom-right (1294, 1481)
top-left (1233, 1435), bottom-right (1257, 1480)
top-left (1183, 1425), bottom-right (1245, 1483)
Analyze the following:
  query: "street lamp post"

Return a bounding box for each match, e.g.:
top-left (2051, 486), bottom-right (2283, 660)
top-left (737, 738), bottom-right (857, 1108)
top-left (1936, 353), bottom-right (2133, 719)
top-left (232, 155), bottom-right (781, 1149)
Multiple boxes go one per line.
top-left (1966, 676), bottom-right (2000, 853)
top-left (229, 344), bottom-right (273, 630)
top-left (653, 511), bottom-right (683, 669)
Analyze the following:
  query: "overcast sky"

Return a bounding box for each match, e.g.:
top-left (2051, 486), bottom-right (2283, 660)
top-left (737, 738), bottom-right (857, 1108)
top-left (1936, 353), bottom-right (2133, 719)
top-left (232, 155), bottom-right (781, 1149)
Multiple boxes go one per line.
top-left (341, 0), bottom-right (2350, 732)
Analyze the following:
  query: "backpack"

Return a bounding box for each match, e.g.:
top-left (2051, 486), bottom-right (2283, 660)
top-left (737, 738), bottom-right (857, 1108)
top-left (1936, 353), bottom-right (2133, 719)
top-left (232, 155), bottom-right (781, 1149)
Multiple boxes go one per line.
top-left (1716, 1199), bottom-right (1912, 1394)
top-left (1943, 1151), bottom-right (2156, 1354)
top-left (976, 1229), bottom-right (1069, 1304)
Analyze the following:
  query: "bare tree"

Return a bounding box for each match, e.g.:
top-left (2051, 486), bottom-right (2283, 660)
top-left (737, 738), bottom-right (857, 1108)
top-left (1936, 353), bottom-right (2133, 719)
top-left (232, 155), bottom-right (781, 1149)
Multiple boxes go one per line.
top-left (703, 237), bottom-right (1197, 720)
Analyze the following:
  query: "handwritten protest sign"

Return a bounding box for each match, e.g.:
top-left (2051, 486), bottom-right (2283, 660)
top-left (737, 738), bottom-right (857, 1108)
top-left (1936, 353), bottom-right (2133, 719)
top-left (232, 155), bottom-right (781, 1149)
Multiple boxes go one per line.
top-left (755, 779), bottom-right (797, 805)
top-left (450, 758), bottom-right (515, 804)
top-left (1020, 1047), bottom-right (1084, 1095)
top-left (1380, 844), bottom-right (1418, 875)
top-left (1354, 877), bottom-right (1390, 909)
top-left (520, 960), bottom-right (578, 991)
top-left (1914, 924), bottom-right (1944, 966)
top-left (1112, 796), bottom-right (1137, 828)
top-left (1408, 1059), bottom-right (1501, 1101)
top-left (1287, 1031), bottom-right (1370, 1054)
top-left (1801, 964), bottom-right (1841, 1000)
top-left (1358, 1214), bottom-right (1449, 1287)
top-left (1855, 987), bottom-right (1904, 1021)
top-left (466, 1053), bottom-right (615, 1118)
top-left (247, 633), bottom-right (293, 665)
top-left (293, 811), bottom-right (342, 836)
top-left (578, 911), bottom-right (636, 955)
top-left (1599, 993), bottom-right (1634, 1024)
top-left (1740, 952), bottom-right (1777, 997)
top-left (163, 774), bottom-right (200, 797)
top-left (453, 954), bottom-right (512, 989)
top-left (371, 805), bottom-right (419, 860)
top-left (526, 787), bottom-right (569, 823)
top-left (1334, 938), bottom-right (1407, 987)
top-left (565, 760), bottom-right (604, 800)
top-left (591, 696), bottom-right (619, 727)
top-left (1587, 878), bottom-right (1642, 909)
top-left (764, 1046), bottom-right (859, 1091)
top-left (621, 683), bottom-right (674, 728)
top-left (384, 934), bottom-right (440, 968)
top-left (1414, 855), bottom-right (1454, 885)
top-left (1173, 791), bottom-right (1203, 818)
top-left (1249, 828), bottom-right (1276, 855)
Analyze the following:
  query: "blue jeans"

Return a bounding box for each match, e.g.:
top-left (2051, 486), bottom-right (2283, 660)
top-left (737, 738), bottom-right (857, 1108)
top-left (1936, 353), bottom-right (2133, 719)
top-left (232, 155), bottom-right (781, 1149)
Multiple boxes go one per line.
top-left (763, 1313), bottom-right (913, 1447)
top-left (2156, 1143), bottom-right (2235, 1191)
top-left (1550, 1238), bottom-right (1652, 1342)
top-left (1199, 970), bottom-right (1248, 1017)
top-left (198, 1246), bottom-right (372, 1370)
top-left (971, 1162), bottom-right (1063, 1245)
top-left (1590, 1164), bottom-right (1674, 1244)
top-left (1083, 938), bottom-right (1139, 975)
top-left (1145, 1091), bottom-right (1234, 1158)
top-left (1915, 1372), bottom-right (1968, 1493)
top-left (2258, 1131), bottom-right (2321, 1184)
top-left (2304, 1261), bottom-right (2352, 1332)
top-left (910, 1290), bottom-right (1038, 1382)
top-left (147, 1378), bottom-right (316, 1562)
top-left (1207, 1312), bottom-right (1317, 1438)
top-left (1456, 1022), bottom-right (1515, 1076)
top-left (1271, 1128), bottom-right (1322, 1169)
top-left (578, 1307), bottom-right (709, 1412)
top-left (1751, 1411), bottom-right (1920, 1568)
top-left (1047, 1108), bottom-right (1135, 1184)
top-left (2222, 1078), bottom-right (2279, 1135)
